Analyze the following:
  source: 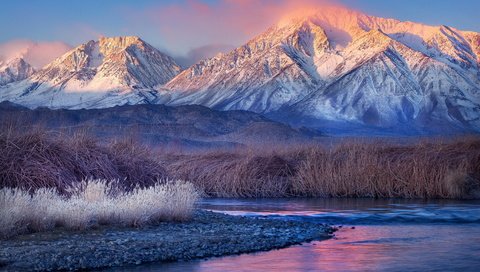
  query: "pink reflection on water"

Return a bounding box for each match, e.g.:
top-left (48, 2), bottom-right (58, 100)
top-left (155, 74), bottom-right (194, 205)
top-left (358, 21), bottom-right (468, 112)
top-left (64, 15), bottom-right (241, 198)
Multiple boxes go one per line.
top-left (195, 226), bottom-right (393, 271)
top-left (116, 224), bottom-right (480, 272)
top-left (191, 224), bottom-right (477, 272)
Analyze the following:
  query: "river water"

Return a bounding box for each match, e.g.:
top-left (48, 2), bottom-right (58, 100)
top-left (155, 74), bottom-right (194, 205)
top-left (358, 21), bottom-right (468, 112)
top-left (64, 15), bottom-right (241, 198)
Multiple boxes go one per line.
top-left (136, 198), bottom-right (480, 271)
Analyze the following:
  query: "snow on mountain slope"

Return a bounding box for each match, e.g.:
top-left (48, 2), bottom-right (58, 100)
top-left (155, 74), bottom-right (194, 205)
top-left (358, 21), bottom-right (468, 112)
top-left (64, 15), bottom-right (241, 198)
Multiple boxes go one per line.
top-left (0, 58), bottom-right (35, 86)
top-left (0, 36), bottom-right (181, 109)
top-left (162, 19), bottom-right (329, 112)
top-left (284, 29), bottom-right (480, 127)
top-left (164, 6), bottom-right (480, 132)
top-left (1, 7), bottom-right (479, 133)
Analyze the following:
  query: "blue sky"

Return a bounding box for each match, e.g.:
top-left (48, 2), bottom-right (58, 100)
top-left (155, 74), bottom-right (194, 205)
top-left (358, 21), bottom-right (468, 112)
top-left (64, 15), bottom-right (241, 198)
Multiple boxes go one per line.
top-left (1, 0), bottom-right (479, 64)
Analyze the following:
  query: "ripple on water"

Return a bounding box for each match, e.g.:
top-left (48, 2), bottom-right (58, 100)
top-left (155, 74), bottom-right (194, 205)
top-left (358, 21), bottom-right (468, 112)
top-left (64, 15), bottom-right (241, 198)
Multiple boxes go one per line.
top-left (126, 198), bottom-right (480, 272)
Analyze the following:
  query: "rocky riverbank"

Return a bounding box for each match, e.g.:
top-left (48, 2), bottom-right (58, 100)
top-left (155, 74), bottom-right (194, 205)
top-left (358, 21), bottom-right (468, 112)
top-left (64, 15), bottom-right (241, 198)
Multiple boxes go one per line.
top-left (0, 210), bottom-right (334, 271)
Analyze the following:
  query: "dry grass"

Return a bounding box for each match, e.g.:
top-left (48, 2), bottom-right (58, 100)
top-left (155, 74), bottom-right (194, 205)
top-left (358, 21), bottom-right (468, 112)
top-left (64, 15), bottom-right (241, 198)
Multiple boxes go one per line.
top-left (0, 127), bottom-right (167, 194)
top-left (164, 152), bottom-right (297, 197)
top-left (292, 138), bottom-right (480, 198)
top-left (1, 125), bottom-right (478, 200)
top-left (164, 137), bottom-right (480, 199)
top-left (0, 179), bottom-right (199, 239)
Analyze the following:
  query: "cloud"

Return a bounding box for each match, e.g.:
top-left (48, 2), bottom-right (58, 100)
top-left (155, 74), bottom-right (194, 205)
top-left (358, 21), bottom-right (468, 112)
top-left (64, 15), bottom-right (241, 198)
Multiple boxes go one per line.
top-left (126, 0), bottom-right (343, 55)
top-left (174, 44), bottom-right (236, 68)
top-left (0, 40), bottom-right (72, 69)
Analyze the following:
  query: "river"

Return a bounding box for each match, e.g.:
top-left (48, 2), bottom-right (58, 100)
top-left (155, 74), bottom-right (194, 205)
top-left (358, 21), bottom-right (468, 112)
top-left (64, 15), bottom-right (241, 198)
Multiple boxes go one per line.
top-left (129, 198), bottom-right (480, 271)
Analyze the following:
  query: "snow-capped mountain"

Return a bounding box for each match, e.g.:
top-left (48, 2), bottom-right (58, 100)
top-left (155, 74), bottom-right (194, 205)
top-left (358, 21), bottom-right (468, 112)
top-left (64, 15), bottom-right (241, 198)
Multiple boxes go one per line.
top-left (0, 58), bottom-right (35, 86)
top-left (163, 7), bottom-right (480, 132)
top-left (162, 18), bottom-right (327, 112)
top-left (1, 7), bottom-right (479, 133)
top-left (1, 36), bottom-right (181, 109)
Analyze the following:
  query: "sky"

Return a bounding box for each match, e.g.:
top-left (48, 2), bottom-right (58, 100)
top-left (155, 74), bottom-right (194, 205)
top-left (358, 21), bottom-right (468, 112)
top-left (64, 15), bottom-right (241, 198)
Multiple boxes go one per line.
top-left (1, 0), bottom-right (479, 67)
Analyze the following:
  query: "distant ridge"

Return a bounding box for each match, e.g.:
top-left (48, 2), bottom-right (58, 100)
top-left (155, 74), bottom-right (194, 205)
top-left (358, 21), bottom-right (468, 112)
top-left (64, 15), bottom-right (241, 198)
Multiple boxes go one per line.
top-left (0, 101), bottom-right (320, 148)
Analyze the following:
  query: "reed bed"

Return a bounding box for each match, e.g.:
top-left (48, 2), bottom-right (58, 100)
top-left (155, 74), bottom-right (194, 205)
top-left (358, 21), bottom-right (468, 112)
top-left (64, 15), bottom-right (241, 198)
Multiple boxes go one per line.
top-left (164, 137), bottom-right (480, 199)
top-left (292, 139), bottom-right (480, 198)
top-left (0, 126), bottom-right (479, 200)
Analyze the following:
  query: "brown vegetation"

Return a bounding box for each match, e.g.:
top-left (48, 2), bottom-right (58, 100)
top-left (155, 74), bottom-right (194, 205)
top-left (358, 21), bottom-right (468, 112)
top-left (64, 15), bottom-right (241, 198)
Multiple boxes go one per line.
top-left (0, 126), bottom-right (167, 195)
top-left (164, 137), bottom-right (480, 199)
top-left (292, 139), bottom-right (480, 198)
top-left (0, 126), bottom-right (479, 199)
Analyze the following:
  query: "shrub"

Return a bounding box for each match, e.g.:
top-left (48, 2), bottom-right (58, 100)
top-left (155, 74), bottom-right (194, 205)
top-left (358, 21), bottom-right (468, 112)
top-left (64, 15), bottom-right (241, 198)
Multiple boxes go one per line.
top-left (0, 179), bottom-right (199, 239)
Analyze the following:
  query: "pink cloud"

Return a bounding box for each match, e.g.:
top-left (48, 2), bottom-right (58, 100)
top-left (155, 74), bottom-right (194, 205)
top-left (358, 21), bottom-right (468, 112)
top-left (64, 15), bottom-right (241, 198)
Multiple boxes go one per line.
top-left (0, 40), bottom-right (72, 69)
top-left (127, 0), bottom-right (343, 55)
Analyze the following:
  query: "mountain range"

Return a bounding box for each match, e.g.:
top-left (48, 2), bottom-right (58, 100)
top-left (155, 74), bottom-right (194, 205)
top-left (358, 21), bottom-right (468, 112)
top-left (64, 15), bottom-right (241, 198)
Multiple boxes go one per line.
top-left (1, 6), bottom-right (479, 134)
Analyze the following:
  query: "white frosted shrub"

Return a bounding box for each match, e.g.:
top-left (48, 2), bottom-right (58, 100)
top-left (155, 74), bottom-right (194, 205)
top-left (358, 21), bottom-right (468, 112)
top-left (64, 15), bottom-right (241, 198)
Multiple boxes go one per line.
top-left (0, 179), bottom-right (199, 238)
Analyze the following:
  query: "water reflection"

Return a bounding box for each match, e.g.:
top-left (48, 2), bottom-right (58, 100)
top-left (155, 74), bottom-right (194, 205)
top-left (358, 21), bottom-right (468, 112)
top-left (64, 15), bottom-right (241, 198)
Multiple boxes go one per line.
top-left (111, 198), bottom-right (480, 272)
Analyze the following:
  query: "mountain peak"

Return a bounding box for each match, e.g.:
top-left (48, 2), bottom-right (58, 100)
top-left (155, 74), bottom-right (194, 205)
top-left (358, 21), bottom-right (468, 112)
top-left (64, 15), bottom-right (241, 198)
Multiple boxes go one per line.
top-left (276, 5), bottom-right (360, 28)
top-left (2, 57), bottom-right (29, 67)
top-left (0, 57), bottom-right (35, 86)
top-left (0, 36), bottom-right (181, 109)
top-left (32, 35), bottom-right (181, 88)
top-left (98, 36), bottom-right (146, 50)
top-left (100, 35), bottom-right (142, 43)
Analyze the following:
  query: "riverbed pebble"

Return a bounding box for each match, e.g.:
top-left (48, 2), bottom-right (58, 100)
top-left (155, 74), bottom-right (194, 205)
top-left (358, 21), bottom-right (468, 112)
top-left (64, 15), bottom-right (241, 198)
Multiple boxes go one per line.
top-left (0, 210), bottom-right (333, 271)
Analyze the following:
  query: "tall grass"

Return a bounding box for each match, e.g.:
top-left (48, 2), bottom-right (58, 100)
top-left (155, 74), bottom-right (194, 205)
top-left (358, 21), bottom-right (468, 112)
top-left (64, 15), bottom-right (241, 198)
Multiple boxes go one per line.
top-left (292, 139), bottom-right (480, 198)
top-left (164, 152), bottom-right (297, 197)
top-left (0, 127), bottom-right (167, 194)
top-left (164, 137), bottom-right (480, 199)
top-left (1, 126), bottom-right (479, 200)
top-left (0, 179), bottom-right (199, 239)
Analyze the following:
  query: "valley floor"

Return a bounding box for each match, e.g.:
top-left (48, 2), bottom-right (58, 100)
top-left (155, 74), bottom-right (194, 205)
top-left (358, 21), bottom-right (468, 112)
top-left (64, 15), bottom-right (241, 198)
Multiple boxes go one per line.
top-left (0, 127), bottom-right (478, 271)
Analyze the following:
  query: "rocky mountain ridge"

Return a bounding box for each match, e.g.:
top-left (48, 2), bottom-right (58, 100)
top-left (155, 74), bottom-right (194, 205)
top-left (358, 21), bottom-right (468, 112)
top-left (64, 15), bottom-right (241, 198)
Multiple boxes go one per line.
top-left (0, 36), bottom-right (181, 109)
top-left (1, 6), bottom-right (479, 134)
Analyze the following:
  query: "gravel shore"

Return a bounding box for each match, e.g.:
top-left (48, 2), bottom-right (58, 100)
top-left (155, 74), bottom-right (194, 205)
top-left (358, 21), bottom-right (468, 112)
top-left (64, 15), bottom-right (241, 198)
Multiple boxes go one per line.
top-left (0, 210), bottom-right (334, 271)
